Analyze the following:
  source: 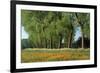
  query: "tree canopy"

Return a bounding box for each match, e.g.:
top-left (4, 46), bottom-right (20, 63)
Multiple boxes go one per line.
top-left (21, 10), bottom-right (90, 49)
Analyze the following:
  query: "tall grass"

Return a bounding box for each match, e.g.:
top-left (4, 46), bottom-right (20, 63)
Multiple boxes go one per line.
top-left (21, 48), bottom-right (90, 63)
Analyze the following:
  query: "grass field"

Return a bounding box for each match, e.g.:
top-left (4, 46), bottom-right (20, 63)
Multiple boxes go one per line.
top-left (21, 48), bottom-right (90, 63)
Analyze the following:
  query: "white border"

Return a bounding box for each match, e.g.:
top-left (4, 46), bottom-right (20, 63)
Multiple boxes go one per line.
top-left (16, 5), bottom-right (94, 69)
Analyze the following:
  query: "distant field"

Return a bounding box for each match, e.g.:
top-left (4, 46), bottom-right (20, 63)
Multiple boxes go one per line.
top-left (21, 48), bottom-right (90, 63)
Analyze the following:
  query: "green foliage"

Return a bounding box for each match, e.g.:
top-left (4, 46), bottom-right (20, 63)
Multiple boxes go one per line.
top-left (21, 10), bottom-right (90, 49)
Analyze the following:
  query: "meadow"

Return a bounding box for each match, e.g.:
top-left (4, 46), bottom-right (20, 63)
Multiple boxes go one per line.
top-left (21, 48), bottom-right (90, 63)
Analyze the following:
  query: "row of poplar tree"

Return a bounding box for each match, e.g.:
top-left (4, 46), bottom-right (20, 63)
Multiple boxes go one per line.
top-left (21, 10), bottom-right (90, 49)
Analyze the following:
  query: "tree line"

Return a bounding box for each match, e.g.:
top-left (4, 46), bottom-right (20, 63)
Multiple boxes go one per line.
top-left (21, 10), bottom-right (90, 49)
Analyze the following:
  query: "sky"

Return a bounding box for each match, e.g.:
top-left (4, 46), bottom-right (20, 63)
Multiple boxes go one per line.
top-left (21, 27), bottom-right (29, 39)
top-left (74, 27), bottom-right (81, 41)
top-left (21, 26), bottom-right (81, 41)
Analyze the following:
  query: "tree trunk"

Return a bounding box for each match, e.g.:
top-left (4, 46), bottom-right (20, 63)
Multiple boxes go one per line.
top-left (81, 27), bottom-right (84, 49)
top-left (50, 36), bottom-right (53, 49)
top-left (67, 36), bottom-right (70, 48)
top-left (75, 13), bottom-right (84, 49)
top-left (38, 34), bottom-right (41, 48)
top-left (58, 35), bottom-right (62, 48)
top-left (45, 38), bottom-right (47, 48)
top-left (67, 31), bottom-right (73, 48)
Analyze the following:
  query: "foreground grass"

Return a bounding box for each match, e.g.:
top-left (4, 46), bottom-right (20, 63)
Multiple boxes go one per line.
top-left (21, 48), bottom-right (90, 63)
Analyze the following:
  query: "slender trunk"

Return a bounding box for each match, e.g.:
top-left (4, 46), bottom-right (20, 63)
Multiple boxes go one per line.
top-left (59, 36), bottom-right (62, 48)
top-left (48, 40), bottom-right (50, 49)
top-left (38, 34), bottom-right (40, 48)
top-left (53, 39), bottom-right (55, 48)
top-left (67, 31), bottom-right (72, 48)
top-left (68, 37), bottom-right (70, 48)
top-left (45, 38), bottom-right (47, 48)
top-left (58, 37), bottom-right (60, 48)
top-left (58, 35), bottom-right (62, 48)
top-left (70, 31), bottom-right (73, 48)
top-left (81, 30), bottom-right (84, 49)
top-left (46, 39), bottom-right (49, 49)
top-left (80, 27), bottom-right (84, 49)
top-left (75, 13), bottom-right (84, 49)
top-left (50, 36), bottom-right (53, 49)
